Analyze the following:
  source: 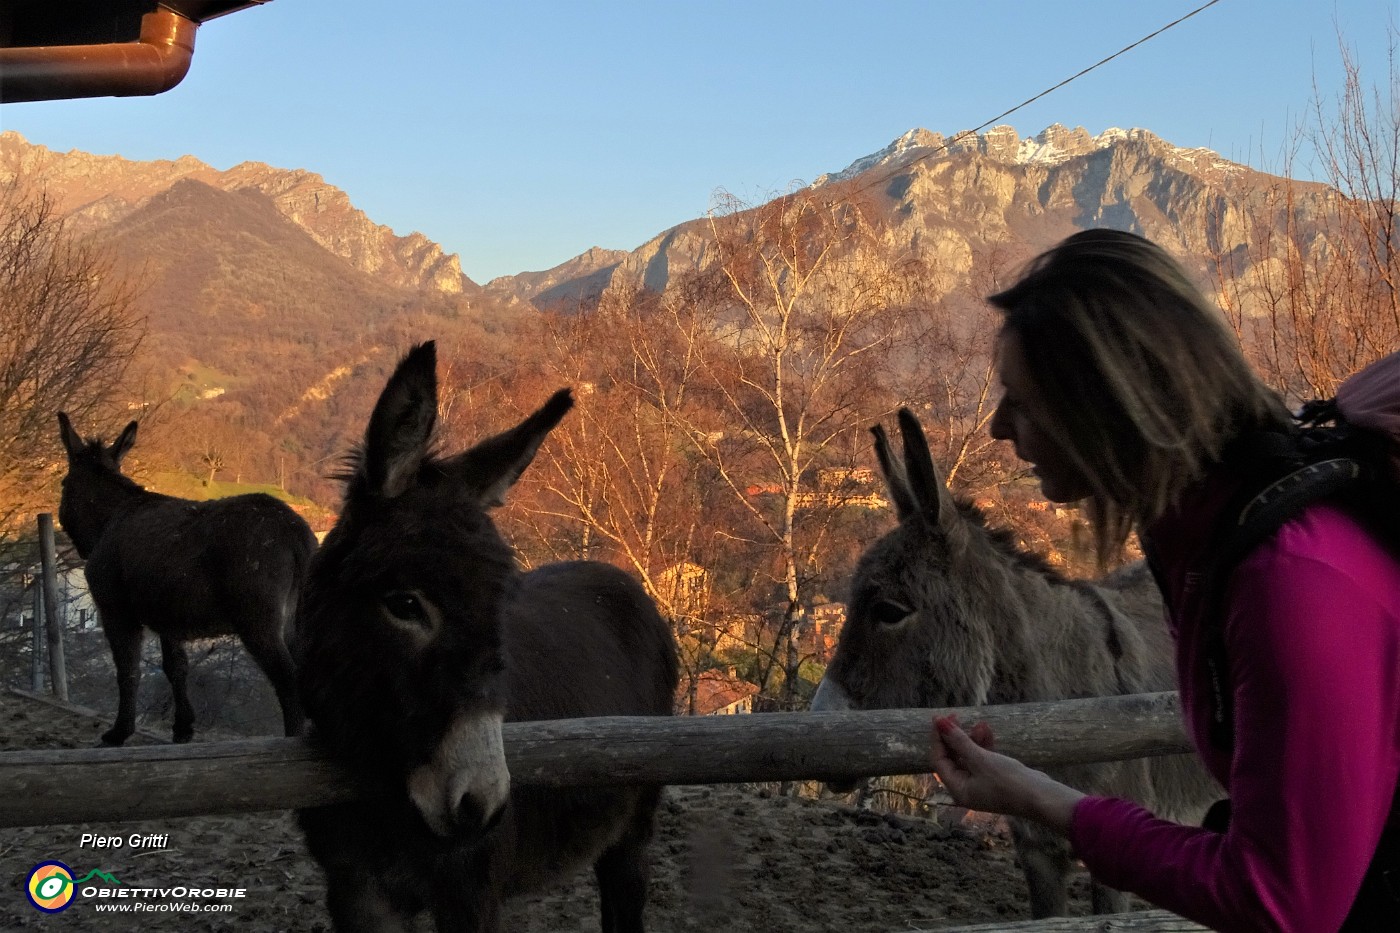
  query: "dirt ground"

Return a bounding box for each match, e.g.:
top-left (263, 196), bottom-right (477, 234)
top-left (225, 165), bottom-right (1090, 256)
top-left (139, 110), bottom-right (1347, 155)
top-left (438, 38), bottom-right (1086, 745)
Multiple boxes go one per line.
top-left (1, 691), bottom-right (1117, 932)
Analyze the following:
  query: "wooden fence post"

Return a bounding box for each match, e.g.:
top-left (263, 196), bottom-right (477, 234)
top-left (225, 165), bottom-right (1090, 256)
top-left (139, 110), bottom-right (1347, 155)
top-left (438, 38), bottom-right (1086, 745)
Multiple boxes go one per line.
top-left (30, 576), bottom-right (44, 692)
top-left (37, 513), bottom-right (68, 701)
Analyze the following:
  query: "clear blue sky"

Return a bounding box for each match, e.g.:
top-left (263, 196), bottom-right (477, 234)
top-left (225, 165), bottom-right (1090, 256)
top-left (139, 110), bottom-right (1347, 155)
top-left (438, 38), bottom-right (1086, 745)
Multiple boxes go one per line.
top-left (1, 1), bottom-right (1395, 284)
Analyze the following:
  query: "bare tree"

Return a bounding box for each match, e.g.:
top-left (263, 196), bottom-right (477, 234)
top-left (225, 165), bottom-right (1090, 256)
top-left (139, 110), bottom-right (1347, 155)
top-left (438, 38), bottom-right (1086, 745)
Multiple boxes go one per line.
top-left (0, 175), bottom-right (145, 529)
top-left (199, 445), bottom-right (226, 487)
top-left (1216, 28), bottom-right (1399, 401)
top-left (520, 284), bottom-right (740, 709)
top-left (664, 187), bottom-right (918, 707)
top-left (891, 239), bottom-right (1034, 495)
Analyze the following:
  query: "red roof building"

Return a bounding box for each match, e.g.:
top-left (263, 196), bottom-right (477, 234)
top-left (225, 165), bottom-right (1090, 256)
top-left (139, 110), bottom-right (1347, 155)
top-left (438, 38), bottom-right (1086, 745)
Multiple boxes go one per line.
top-left (683, 668), bottom-right (760, 716)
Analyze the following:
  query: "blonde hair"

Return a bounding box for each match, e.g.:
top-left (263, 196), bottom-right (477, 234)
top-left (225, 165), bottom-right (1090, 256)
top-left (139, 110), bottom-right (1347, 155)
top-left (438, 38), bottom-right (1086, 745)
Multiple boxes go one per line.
top-left (987, 229), bottom-right (1291, 559)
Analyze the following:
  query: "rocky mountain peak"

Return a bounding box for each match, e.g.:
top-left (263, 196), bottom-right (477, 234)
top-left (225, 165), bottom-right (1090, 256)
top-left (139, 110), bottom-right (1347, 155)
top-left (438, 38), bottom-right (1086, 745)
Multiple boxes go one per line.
top-left (812, 123), bottom-right (1246, 187)
top-left (483, 244), bottom-right (630, 308)
top-left (0, 132), bottom-right (468, 295)
top-left (559, 119), bottom-right (1316, 313)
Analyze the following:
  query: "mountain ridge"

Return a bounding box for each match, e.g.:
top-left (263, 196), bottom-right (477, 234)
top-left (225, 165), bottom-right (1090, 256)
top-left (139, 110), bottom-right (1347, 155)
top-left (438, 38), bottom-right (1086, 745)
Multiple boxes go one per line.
top-left (3, 124), bottom-right (1334, 509)
top-left (523, 122), bottom-right (1324, 310)
top-left (0, 130), bottom-right (468, 295)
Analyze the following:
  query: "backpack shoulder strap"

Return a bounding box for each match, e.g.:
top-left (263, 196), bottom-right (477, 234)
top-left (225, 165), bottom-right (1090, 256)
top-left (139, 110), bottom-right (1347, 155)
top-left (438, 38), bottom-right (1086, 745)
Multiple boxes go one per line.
top-left (1226, 458), bottom-right (1364, 560)
top-left (1196, 450), bottom-right (1364, 749)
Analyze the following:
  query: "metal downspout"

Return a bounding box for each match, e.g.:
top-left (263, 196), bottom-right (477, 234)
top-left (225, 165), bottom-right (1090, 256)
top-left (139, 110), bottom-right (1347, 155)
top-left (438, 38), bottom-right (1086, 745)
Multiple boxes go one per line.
top-left (0, 9), bottom-right (199, 104)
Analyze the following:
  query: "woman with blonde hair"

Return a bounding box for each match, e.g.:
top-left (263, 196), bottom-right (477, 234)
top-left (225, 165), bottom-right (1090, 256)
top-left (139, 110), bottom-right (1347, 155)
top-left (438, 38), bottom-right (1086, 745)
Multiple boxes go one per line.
top-left (931, 228), bottom-right (1400, 931)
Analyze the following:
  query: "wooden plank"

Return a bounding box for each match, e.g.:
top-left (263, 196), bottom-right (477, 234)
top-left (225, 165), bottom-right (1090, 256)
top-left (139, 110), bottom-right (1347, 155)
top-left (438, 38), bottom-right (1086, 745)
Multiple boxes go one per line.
top-left (929, 908), bottom-right (1208, 931)
top-left (0, 691), bottom-right (1191, 828)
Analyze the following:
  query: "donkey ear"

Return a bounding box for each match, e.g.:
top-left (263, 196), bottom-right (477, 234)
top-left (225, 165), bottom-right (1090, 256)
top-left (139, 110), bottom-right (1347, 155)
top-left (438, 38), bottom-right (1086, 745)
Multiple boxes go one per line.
top-left (895, 408), bottom-right (957, 528)
top-left (57, 412), bottom-right (83, 458)
top-left (110, 421), bottom-right (139, 464)
top-left (872, 423), bottom-right (920, 522)
top-left (455, 388), bottom-right (574, 508)
top-left (362, 342), bottom-right (438, 499)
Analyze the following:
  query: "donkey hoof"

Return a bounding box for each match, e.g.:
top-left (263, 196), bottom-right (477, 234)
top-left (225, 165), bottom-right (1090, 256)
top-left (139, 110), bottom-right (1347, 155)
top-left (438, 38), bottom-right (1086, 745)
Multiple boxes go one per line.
top-left (100, 728), bottom-right (129, 747)
top-left (172, 729), bottom-right (194, 744)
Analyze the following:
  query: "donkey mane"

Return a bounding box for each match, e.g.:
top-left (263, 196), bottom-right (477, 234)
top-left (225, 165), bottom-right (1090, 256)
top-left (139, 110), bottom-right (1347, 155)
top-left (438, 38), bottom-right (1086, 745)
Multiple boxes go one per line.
top-left (951, 498), bottom-right (1068, 584)
top-left (328, 441), bottom-right (450, 488)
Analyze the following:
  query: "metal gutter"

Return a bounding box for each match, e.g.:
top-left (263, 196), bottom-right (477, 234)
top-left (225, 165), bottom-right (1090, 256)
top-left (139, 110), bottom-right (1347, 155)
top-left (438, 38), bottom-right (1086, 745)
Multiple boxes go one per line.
top-left (2, 7), bottom-right (209, 104)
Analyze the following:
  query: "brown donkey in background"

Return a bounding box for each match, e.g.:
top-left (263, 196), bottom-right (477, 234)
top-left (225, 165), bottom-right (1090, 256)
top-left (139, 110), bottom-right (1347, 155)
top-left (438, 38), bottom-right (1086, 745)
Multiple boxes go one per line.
top-left (811, 409), bottom-right (1218, 918)
top-left (56, 412), bottom-right (313, 745)
top-left (295, 342), bottom-right (678, 933)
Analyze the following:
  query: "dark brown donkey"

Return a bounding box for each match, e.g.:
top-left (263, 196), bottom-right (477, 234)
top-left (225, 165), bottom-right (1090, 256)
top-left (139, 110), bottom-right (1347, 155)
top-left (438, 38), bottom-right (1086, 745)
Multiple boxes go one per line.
top-left (295, 341), bottom-right (679, 933)
top-left (56, 413), bottom-right (313, 745)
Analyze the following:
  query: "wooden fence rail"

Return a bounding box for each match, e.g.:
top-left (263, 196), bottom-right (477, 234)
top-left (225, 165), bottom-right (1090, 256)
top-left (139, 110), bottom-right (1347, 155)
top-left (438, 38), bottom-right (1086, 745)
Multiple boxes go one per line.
top-left (0, 691), bottom-right (1190, 828)
top-left (933, 909), bottom-right (1208, 932)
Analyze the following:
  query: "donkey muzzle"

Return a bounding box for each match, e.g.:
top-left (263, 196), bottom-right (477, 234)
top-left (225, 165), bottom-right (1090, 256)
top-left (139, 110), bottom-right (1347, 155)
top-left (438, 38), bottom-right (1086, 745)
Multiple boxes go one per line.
top-left (809, 675), bottom-right (854, 714)
top-left (407, 711), bottom-right (510, 837)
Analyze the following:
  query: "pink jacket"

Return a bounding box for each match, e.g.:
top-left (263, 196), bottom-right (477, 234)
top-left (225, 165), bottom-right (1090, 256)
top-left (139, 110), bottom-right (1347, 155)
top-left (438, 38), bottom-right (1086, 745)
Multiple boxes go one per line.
top-left (1069, 474), bottom-right (1400, 932)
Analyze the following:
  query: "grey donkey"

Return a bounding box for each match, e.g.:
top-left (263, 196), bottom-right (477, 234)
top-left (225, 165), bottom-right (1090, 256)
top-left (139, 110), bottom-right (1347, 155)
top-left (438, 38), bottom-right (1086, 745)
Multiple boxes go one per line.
top-left (811, 408), bottom-right (1218, 918)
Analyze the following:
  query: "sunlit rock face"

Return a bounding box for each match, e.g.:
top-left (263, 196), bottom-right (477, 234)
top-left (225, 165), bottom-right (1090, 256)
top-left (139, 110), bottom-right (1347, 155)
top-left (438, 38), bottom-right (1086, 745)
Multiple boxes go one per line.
top-left (535, 123), bottom-right (1330, 310)
top-left (0, 131), bottom-right (468, 295)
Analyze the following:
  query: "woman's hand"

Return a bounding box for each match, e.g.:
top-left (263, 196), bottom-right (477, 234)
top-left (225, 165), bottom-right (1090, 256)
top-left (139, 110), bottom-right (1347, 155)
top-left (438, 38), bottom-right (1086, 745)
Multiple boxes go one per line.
top-left (930, 715), bottom-right (1086, 835)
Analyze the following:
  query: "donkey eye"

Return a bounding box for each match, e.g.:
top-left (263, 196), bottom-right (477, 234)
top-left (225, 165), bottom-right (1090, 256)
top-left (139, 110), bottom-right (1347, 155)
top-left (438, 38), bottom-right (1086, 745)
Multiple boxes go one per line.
top-left (869, 599), bottom-right (913, 627)
top-left (381, 590), bottom-right (433, 630)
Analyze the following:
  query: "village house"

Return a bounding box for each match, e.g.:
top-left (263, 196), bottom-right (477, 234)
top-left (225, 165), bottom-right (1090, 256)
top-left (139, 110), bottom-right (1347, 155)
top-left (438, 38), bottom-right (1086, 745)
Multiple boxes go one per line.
top-left (682, 667), bottom-right (761, 716)
top-left (3, 562), bottom-right (97, 633)
top-left (656, 560), bottom-right (710, 619)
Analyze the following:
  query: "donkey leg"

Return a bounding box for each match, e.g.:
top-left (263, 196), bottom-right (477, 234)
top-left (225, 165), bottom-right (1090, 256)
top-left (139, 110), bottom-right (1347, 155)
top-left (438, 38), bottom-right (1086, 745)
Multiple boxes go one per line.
top-left (429, 846), bottom-right (498, 933)
top-left (100, 616), bottom-right (144, 746)
top-left (159, 636), bottom-right (196, 744)
top-left (595, 787), bottom-right (662, 933)
top-left (1089, 879), bottom-right (1129, 914)
top-left (1012, 817), bottom-right (1072, 918)
top-left (240, 626), bottom-right (305, 737)
top-left (301, 805), bottom-right (417, 933)
top-left (323, 865), bottom-right (412, 933)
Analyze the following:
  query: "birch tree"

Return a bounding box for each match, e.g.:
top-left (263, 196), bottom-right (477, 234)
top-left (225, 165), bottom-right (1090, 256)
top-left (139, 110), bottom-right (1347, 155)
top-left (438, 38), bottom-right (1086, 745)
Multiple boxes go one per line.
top-left (521, 283), bottom-right (750, 710)
top-left (669, 188), bottom-right (917, 707)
